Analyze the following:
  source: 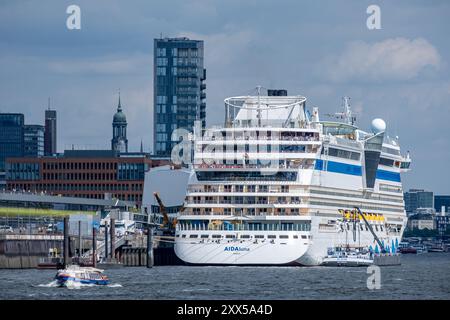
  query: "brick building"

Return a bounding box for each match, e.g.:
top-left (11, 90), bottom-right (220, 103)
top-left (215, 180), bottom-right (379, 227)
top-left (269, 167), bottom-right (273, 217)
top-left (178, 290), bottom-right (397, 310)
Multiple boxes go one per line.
top-left (5, 150), bottom-right (170, 205)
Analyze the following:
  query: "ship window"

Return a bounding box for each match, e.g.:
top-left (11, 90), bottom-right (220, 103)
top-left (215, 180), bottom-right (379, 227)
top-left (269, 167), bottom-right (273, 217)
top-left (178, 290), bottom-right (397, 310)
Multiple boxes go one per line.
top-left (375, 225), bottom-right (379, 232)
top-left (293, 235), bottom-right (298, 239)
top-left (279, 235), bottom-right (289, 239)
top-left (301, 235), bottom-right (307, 239)
top-left (212, 235), bottom-right (221, 238)
top-left (182, 234), bottom-right (186, 238)
top-left (327, 147), bottom-right (360, 161)
top-left (200, 234), bottom-right (209, 238)
top-left (225, 235), bottom-right (235, 239)
top-left (189, 234), bottom-right (198, 238)
top-left (379, 157), bottom-right (394, 167)
top-left (365, 226), bottom-right (369, 231)
top-left (255, 235), bottom-right (264, 239)
top-left (240, 235), bottom-right (251, 239)
top-left (380, 226), bottom-right (383, 232)
top-left (268, 235), bottom-right (276, 239)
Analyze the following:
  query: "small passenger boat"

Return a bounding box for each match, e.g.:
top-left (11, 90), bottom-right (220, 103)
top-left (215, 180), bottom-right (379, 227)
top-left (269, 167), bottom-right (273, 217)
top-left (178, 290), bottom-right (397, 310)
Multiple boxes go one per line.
top-left (54, 265), bottom-right (109, 286)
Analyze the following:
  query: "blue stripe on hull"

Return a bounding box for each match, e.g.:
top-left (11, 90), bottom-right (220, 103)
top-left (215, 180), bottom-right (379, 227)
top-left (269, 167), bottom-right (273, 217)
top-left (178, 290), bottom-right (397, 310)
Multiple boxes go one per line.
top-left (55, 276), bottom-right (109, 286)
top-left (314, 159), bottom-right (401, 182)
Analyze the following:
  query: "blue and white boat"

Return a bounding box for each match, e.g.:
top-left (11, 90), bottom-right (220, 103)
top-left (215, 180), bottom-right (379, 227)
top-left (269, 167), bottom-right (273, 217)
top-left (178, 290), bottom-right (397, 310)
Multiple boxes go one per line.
top-left (55, 265), bottom-right (110, 286)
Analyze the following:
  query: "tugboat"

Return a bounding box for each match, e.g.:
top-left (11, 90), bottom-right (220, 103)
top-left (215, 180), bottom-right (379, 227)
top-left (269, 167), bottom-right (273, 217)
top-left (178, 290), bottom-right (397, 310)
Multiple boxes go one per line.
top-left (54, 265), bottom-right (109, 286)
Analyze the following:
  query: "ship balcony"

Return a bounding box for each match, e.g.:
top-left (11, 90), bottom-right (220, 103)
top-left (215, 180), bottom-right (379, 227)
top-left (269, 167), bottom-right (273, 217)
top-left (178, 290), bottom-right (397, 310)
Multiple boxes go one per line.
top-left (196, 136), bottom-right (321, 143)
top-left (176, 222), bottom-right (312, 232)
top-left (187, 185), bottom-right (307, 194)
top-left (193, 162), bottom-right (315, 170)
top-left (185, 199), bottom-right (305, 206)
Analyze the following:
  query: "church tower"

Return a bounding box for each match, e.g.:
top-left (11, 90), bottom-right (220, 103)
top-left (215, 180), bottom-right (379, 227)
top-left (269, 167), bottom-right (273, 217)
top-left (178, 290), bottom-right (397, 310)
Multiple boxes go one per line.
top-left (111, 93), bottom-right (128, 153)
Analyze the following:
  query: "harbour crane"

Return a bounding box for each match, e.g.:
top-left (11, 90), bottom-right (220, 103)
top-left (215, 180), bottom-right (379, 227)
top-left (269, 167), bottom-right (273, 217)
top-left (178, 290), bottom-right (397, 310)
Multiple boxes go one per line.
top-left (354, 207), bottom-right (386, 253)
top-left (152, 192), bottom-right (180, 230)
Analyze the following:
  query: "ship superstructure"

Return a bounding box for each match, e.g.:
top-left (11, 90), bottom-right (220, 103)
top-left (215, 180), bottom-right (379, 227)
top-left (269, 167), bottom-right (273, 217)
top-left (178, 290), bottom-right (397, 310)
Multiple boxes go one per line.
top-left (174, 88), bottom-right (411, 265)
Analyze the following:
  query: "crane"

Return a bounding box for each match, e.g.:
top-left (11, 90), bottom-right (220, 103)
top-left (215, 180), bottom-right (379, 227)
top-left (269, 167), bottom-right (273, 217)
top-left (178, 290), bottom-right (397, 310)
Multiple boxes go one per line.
top-left (153, 192), bottom-right (181, 230)
top-left (354, 207), bottom-right (385, 253)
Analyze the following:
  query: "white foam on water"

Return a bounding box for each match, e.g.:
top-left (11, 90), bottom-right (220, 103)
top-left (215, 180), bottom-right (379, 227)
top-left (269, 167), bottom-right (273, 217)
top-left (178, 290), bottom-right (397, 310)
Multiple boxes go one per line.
top-left (182, 288), bottom-right (210, 292)
top-left (35, 279), bottom-right (121, 289)
top-left (64, 280), bottom-right (95, 290)
top-left (36, 280), bottom-right (59, 288)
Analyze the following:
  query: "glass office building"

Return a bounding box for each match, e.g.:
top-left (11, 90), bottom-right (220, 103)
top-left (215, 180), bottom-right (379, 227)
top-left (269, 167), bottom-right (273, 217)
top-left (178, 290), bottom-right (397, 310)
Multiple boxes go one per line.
top-left (24, 124), bottom-right (45, 157)
top-left (153, 37), bottom-right (206, 157)
top-left (404, 189), bottom-right (434, 213)
top-left (0, 113), bottom-right (24, 171)
top-left (435, 195), bottom-right (450, 214)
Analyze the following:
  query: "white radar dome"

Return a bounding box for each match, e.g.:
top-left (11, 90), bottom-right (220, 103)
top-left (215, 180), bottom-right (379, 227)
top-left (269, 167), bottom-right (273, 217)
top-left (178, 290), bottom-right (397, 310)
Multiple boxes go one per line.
top-left (371, 118), bottom-right (386, 134)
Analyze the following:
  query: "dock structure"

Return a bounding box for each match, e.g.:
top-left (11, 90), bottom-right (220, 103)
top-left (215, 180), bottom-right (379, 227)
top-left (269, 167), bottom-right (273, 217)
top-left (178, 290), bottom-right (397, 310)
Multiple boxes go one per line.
top-left (63, 216), bottom-right (69, 267)
top-left (0, 234), bottom-right (64, 269)
top-left (374, 254), bottom-right (401, 266)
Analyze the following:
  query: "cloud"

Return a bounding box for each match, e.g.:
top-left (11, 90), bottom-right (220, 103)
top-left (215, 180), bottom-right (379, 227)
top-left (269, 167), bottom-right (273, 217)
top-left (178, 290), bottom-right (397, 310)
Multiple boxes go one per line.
top-left (322, 38), bottom-right (441, 82)
top-left (177, 29), bottom-right (255, 69)
top-left (47, 53), bottom-right (151, 75)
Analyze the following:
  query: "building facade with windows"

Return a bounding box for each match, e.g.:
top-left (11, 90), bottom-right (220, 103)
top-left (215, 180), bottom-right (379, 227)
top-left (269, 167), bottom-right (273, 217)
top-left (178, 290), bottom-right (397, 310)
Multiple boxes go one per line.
top-left (435, 195), bottom-right (450, 214)
top-left (5, 150), bottom-right (171, 205)
top-left (404, 189), bottom-right (434, 214)
top-left (0, 113), bottom-right (24, 172)
top-left (24, 124), bottom-right (45, 157)
top-left (153, 37), bottom-right (206, 157)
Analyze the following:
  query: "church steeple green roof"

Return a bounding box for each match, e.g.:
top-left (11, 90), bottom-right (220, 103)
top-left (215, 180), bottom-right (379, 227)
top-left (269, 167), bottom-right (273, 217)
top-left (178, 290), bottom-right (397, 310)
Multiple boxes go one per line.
top-left (113, 92), bottom-right (127, 124)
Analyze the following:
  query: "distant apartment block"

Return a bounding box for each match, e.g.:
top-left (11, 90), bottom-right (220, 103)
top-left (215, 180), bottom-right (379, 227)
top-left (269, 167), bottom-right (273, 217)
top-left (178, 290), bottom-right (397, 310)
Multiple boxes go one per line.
top-left (153, 37), bottom-right (206, 157)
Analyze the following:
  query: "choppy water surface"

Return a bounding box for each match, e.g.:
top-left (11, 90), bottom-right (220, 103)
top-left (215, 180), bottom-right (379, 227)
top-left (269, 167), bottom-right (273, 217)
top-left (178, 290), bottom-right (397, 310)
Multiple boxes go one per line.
top-left (1, 253), bottom-right (449, 300)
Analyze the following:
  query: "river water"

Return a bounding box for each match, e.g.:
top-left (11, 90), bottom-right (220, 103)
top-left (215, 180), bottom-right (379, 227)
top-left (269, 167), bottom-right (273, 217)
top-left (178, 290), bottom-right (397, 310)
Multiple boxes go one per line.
top-left (0, 253), bottom-right (449, 300)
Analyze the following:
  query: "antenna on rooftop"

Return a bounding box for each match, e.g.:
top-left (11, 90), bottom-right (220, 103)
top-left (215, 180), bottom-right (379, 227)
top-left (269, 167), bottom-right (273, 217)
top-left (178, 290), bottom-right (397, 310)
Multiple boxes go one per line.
top-left (325, 96), bottom-right (356, 125)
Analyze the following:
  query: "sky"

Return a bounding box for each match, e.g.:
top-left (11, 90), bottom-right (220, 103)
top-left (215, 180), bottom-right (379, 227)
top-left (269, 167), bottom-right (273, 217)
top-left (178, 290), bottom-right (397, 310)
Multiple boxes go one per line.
top-left (0, 0), bottom-right (449, 193)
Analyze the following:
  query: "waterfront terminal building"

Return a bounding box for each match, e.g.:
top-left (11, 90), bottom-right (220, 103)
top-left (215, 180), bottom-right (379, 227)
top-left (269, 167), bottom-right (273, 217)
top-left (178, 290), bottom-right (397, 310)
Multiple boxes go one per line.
top-left (4, 150), bottom-right (170, 206)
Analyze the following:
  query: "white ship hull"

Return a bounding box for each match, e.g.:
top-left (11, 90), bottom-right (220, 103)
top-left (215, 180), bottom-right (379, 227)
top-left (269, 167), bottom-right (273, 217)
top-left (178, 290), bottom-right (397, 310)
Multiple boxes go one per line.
top-left (175, 231), bottom-right (309, 265)
top-left (174, 217), bottom-right (403, 266)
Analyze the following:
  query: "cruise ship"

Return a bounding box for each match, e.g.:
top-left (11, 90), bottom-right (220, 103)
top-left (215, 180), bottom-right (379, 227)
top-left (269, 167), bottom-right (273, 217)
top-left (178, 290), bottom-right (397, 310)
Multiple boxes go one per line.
top-left (174, 88), bottom-right (411, 266)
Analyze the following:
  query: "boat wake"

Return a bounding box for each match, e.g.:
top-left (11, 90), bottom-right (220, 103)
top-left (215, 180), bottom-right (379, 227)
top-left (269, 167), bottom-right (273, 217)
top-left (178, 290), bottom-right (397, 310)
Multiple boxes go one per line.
top-left (36, 280), bottom-right (59, 288)
top-left (64, 280), bottom-right (96, 289)
top-left (35, 280), bottom-right (122, 289)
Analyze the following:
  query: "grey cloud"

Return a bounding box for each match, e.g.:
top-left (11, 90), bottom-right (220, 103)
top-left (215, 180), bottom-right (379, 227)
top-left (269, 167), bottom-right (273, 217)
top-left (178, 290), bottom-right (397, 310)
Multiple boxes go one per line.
top-left (321, 38), bottom-right (441, 82)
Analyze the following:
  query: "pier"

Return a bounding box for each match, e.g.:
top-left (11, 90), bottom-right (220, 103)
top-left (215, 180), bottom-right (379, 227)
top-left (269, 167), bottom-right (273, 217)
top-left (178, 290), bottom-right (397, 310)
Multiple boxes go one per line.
top-left (0, 234), bottom-right (63, 269)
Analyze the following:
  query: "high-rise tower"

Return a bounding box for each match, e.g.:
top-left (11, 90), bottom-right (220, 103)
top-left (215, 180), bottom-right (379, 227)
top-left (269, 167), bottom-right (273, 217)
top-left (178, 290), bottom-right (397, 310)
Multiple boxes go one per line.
top-left (153, 37), bottom-right (206, 157)
top-left (44, 104), bottom-right (57, 156)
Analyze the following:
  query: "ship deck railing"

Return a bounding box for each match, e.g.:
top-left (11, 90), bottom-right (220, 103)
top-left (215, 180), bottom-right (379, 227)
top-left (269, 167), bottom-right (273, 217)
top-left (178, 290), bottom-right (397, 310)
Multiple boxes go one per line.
top-left (193, 164), bottom-right (314, 170)
top-left (177, 222), bottom-right (311, 232)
